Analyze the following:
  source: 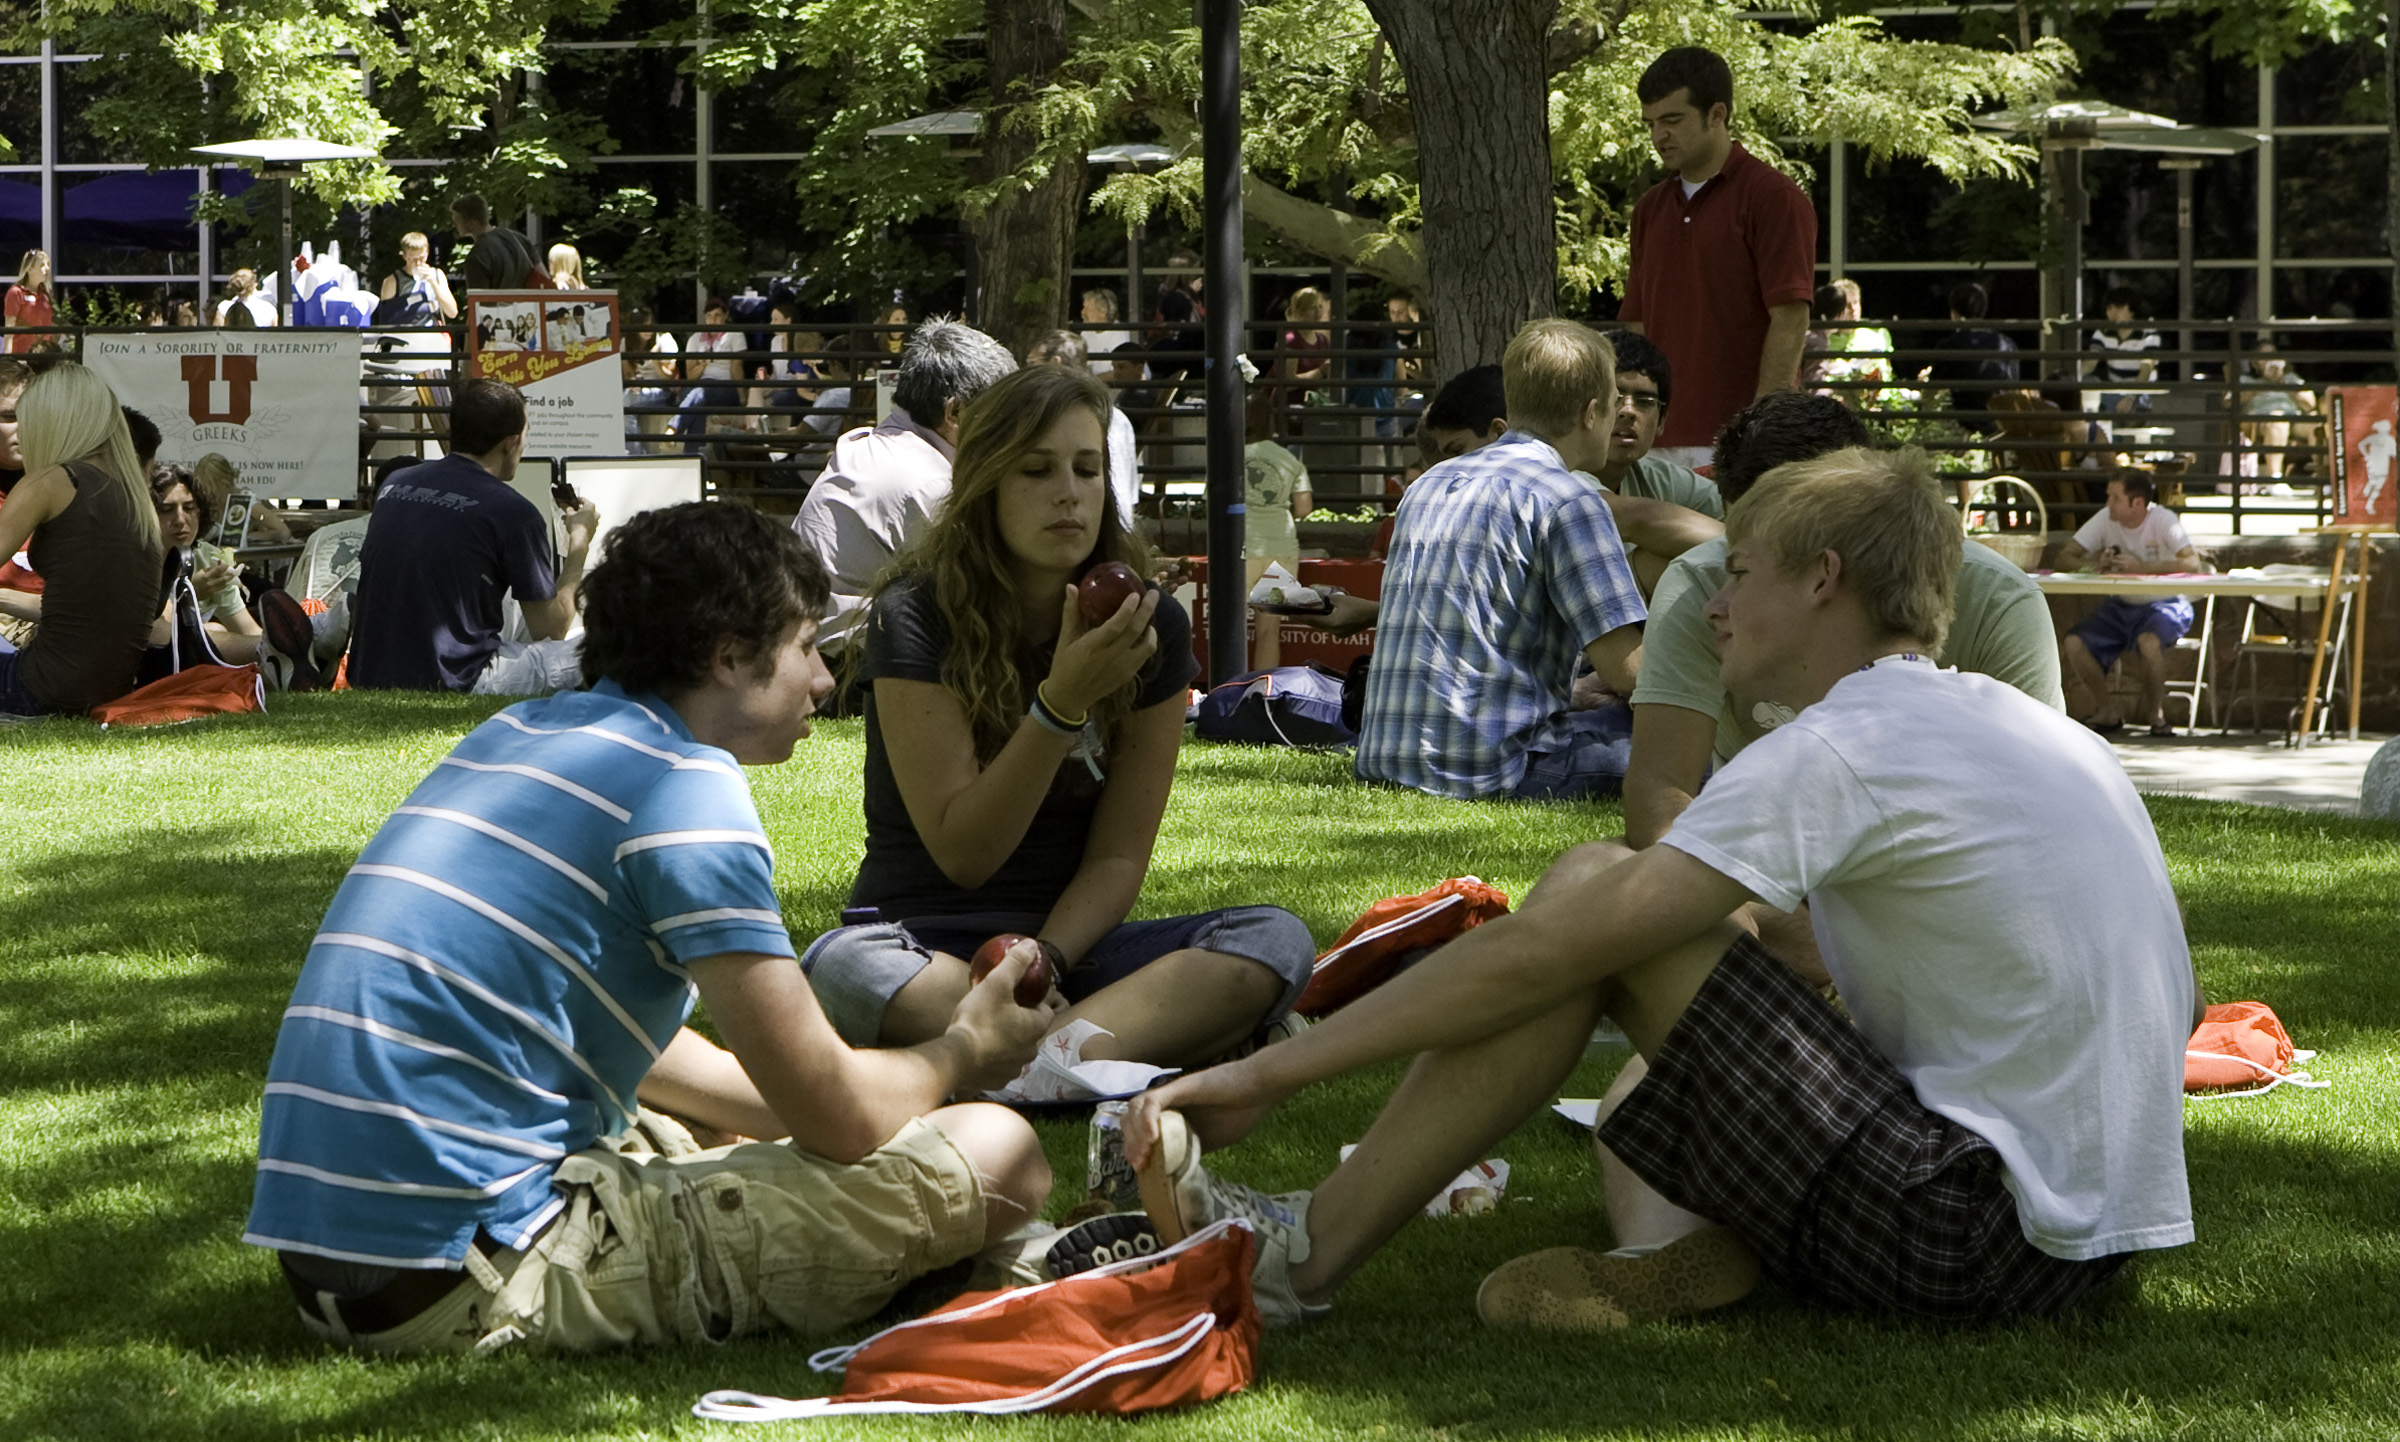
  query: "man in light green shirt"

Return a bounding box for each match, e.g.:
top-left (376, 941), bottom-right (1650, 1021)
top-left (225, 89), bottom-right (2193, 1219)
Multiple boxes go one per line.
top-left (1624, 393), bottom-right (2063, 849)
top-left (1591, 332), bottom-right (1723, 520)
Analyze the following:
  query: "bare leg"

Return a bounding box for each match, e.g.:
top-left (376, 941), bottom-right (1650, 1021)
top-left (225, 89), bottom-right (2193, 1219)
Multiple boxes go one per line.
top-left (924, 1101), bottom-right (1050, 1235)
top-left (2062, 634), bottom-right (2119, 725)
top-left (879, 954), bottom-right (972, 1047)
top-left (2131, 631), bottom-right (2167, 729)
top-left (1244, 556), bottom-right (1283, 671)
top-left (881, 949), bottom-right (1283, 1068)
top-left (1059, 949), bottom-right (1285, 1066)
top-left (1590, 1056), bottom-right (1715, 1251)
top-left (1291, 980), bottom-right (1607, 1301)
top-left (1289, 841), bottom-right (1742, 1301)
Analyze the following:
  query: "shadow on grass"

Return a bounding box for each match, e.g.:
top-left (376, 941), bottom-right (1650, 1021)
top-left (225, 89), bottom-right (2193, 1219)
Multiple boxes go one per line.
top-left (4, 751), bottom-right (2400, 1437)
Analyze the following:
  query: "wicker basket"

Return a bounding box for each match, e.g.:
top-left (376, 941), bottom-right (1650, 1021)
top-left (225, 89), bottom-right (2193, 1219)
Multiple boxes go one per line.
top-left (1962, 475), bottom-right (2048, 572)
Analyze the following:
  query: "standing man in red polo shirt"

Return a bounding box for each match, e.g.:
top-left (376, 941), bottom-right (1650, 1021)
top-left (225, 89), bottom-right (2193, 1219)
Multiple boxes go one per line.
top-left (1618, 47), bottom-right (1818, 470)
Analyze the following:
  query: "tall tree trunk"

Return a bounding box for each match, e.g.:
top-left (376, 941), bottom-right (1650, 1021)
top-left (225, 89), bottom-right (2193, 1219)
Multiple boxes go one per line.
top-left (1363, 0), bottom-right (1559, 380)
top-left (973, 0), bottom-right (1081, 356)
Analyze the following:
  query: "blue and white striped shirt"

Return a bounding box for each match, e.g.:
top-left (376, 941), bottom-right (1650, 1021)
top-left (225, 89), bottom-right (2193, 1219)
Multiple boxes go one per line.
top-left (244, 681), bottom-right (795, 1270)
top-left (1355, 431), bottom-right (1646, 799)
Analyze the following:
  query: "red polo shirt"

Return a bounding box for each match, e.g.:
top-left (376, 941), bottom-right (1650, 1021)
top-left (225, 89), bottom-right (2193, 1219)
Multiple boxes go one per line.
top-left (1618, 143), bottom-right (1818, 449)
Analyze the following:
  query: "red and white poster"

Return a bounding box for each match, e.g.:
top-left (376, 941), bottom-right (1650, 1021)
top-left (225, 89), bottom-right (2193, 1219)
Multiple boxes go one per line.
top-left (84, 330), bottom-right (363, 500)
top-left (2328, 385), bottom-right (2399, 528)
top-left (467, 289), bottom-right (624, 458)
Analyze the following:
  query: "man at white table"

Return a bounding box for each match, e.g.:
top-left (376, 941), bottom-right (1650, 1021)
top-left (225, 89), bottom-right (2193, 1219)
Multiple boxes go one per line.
top-left (2056, 470), bottom-right (2204, 737)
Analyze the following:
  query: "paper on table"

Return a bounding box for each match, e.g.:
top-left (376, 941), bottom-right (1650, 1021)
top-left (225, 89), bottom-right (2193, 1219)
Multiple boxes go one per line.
top-left (984, 1019), bottom-right (1180, 1105)
top-left (1341, 1144), bottom-right (1509, 1216)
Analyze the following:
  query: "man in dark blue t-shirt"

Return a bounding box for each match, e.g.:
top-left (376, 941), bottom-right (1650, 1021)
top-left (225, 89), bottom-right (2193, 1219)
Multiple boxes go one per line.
top-left (348, 378), bottom-right (596, 693)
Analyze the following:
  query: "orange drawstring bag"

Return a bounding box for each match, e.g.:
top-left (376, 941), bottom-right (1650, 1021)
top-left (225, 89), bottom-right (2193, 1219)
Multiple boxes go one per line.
top-left (2185, 1001), bottom-right (2326, 1097)
top-left (90, 664), bottom-right (265, 727)
top-left (694, 1219), bottom-right (1262, 1423)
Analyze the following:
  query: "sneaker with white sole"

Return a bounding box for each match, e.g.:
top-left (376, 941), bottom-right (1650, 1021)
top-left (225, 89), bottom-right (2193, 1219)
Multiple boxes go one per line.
top-left (1136, 1108), bottom-right (1328, 1327)
top-left (1473, 1226), bottom-right (1760, 1331)
top-left (251, 588), bottom-right (323, 692)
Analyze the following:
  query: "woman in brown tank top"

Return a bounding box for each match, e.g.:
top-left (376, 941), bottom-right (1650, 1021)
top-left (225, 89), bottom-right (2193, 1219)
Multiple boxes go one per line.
top-left (0, 362), bottom-right (161, 715)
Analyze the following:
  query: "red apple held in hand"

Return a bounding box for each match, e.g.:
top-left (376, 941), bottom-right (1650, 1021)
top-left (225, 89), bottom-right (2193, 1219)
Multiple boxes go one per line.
top-left (1077, 561), bottom-right (1145, 627)
top-left (969, 933), bottom-right (1054, 1007)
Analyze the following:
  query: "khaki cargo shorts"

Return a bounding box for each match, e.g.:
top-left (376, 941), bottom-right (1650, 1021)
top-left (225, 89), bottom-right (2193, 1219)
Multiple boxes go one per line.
top-left (306, 1110), bottom-right (987, 1354)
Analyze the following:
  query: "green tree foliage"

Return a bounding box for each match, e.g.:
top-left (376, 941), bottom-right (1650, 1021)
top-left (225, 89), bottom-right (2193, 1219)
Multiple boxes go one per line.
top-left (13, 0), bottom-right (619, 270)
top-left (1080, 2), bottom-right (2072, 305)
top-left (13, 0), bottom-right (2073, 315)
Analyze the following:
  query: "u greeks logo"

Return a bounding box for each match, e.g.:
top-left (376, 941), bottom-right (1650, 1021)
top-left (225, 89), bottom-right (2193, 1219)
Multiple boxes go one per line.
top-left (181, 354), bottom-right (259, 425)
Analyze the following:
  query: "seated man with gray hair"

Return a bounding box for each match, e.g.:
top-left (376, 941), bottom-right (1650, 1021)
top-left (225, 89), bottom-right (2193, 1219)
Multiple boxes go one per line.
top-left (792, 317), bottom-right (1016, 667)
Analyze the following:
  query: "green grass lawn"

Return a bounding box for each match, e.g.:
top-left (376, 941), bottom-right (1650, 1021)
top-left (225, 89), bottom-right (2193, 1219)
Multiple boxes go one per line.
top-left (4, 696), bottom-right (2399, 1440)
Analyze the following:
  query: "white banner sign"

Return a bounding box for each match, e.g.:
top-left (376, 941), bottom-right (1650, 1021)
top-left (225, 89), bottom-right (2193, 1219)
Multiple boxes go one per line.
top-left (467, 290), bottom-right (625, 458)
top-left (83, 329), bottom-right (364, 501)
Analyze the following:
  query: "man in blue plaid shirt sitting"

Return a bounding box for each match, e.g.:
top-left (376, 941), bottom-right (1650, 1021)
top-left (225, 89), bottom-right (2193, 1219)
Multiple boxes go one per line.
top-left (1354, 319), bottom-right (1648, 801)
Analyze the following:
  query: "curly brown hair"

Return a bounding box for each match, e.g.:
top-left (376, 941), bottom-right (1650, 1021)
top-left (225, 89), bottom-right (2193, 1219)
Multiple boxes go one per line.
top-left (871, 364), bottom-right (1153, 762)
top-left (148, 462), bottom-right (212, 535)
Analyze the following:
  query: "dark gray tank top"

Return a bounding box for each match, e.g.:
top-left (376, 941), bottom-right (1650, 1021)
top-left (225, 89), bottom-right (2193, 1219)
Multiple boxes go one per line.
top-left (22, 458), bottom-right (164, 710)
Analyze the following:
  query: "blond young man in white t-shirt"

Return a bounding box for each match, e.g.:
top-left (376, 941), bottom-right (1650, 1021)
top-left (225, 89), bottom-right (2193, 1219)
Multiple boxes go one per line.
top-left (1113, 447), bottom-right (2199, 1333)
top-left (2058, 470), bottom-right (2204, 736)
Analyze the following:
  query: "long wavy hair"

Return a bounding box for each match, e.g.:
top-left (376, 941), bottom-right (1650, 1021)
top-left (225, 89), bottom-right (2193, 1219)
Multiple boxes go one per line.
top-left (20, 362), bottom-right (159, 553)
top-left (872, 364), bottom-right (1154, 763)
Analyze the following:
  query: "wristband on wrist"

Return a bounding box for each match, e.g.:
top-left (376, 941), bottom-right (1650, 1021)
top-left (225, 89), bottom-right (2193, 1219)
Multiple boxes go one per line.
top-left (1028, 694), bottom-right (1080, 737)
top-left (1033, 680), bottom-right (1088, 732)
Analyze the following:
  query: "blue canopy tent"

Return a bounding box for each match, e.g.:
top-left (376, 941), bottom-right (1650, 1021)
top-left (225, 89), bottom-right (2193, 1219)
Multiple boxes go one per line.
top-left (0, 168), bottom-right (257, 258)
top-left (0, 179), bottom-right (40, 253)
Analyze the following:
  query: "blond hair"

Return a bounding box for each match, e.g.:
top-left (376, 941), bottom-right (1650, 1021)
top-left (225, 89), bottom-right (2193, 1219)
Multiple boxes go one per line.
top-left (193, 453), bottom-right (243, 513)
top-left (548, 243), bottom-right (587, 289)
top-left (19, 363), bottom-right (160, 552)
top-left (1503, 318), bottom-right (1615, 439)
top-left (869, 365), bottom-right (1151, 762)
top-left (399, 231), bottom-right (430, 257)
top-left (16, 249), bottom-right (50, 296)
top-left (1284, 286), bottom-right (1330, 324)
top-left (1725, 445), bottom-right (1959, 653)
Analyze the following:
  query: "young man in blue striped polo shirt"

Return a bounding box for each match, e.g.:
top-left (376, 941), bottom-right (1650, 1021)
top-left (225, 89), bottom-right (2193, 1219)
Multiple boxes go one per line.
top-left (246, 502), bottom-right (1056, 1353)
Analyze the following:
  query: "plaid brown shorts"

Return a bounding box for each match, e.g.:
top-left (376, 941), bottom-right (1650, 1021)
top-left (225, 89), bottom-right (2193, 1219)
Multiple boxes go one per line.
top-left (1599, 935), bottom-right (2126, 1324)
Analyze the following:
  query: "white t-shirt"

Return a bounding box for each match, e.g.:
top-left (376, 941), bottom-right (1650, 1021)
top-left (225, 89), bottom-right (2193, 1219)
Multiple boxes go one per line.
top-left (689, 330), bottom-right (746, 383)
top-left (1661, 661), bottom-right (2195, 1262)
top-left (2072, 505), bottom-right (2191, 567)
top-left (1084, 329), bottom-right (1134, 374)
top-left (1107, 405), bottom-right (1140, 531)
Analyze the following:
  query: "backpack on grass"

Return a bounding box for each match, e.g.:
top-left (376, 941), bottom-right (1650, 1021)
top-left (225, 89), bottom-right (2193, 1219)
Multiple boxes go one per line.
top-left (1193, 665), bottom-right (1354, 748)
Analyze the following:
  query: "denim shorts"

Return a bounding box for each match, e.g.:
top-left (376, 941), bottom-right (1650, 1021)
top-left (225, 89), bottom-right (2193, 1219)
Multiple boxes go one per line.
top-left (0, 634), bottom-right (52, 717)
top-left (1512, 700), bottom-right (1634, 802)
top-left (798, 906), bottom-right (1315, 1049)
top-left (2068, 596), bottom-right (2194, 673)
